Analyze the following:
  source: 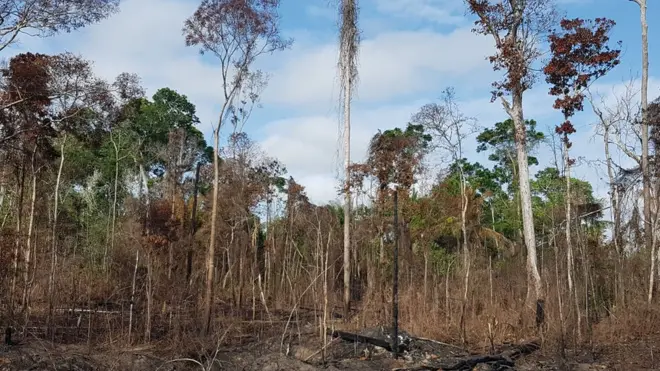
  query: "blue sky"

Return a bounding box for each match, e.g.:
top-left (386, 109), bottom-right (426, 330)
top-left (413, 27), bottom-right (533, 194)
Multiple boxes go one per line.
top-left (6, 0), bottom-right (659, 205)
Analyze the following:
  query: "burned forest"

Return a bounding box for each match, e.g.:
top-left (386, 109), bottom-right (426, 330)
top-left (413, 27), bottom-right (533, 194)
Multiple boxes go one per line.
top-left (0, 0), bottom-right (660, 370)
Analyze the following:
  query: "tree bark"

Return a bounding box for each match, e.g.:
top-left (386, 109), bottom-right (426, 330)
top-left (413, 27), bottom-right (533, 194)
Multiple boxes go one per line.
top-left (128, 249), bottom-right (138, 344)
top-left (339, 0), bottom-right (359, 321)
top-left (636, 0), bottom-right (652, 257)
top-left (11, 161), bottom-right (25, 309)
top-left (22, 148), bottom-right (38, 312)
top-left (342, 71), bottom-right (352, 319)
top-left (48, 134), bottom-right (66, 338)
top-left (203, 128), bottom-right (220, 334)
top-left (187, 162), bottom-right (201, 284)
top-left (630, 0), bottom-right (653, 302)
top-left (564, 142), bottom-right (574, 294)
top-left (506, 92), bottom-right (543, 305)
top-left (603, 121), bottom-right (624, 306)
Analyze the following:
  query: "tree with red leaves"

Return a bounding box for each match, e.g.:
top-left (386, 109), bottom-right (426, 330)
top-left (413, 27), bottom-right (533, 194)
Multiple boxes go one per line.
top-left (465, 0), bottom-right (556, 314)
top-left (544, 17), bottom-right (620, 339)
top-left (182, 0), bottom-right (292, 335)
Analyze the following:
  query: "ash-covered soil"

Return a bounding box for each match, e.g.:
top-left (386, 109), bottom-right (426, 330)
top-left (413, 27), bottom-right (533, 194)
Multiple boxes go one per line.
top-left (1, 327), bottom-right (658, 370)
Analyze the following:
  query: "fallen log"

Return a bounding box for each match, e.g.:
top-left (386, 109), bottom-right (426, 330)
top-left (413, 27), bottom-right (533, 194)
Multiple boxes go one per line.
top-left (326, 329), bottom-right (393, 351)
top-left (393, 339), bottom-right (540, 371)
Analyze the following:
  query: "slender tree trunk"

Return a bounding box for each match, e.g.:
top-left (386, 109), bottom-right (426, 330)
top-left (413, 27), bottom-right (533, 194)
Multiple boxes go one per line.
top-left (188, 162), bottom-right (201, 284)
top-left (0, 157), bottom-right (5, 225)
top-left (445, 260), bottom-right (452, 324)
top-left (48, 135), bottom-right (67, 337)
top-left (635, 0), bottom-right (652, 256)
top-left (392, 189), bottom-right (399, 356)
top-left (203, 127), bottom-right (220, 334)
top-left (105, 134), bottom-right (121, 271)
top-left (169, 131), bottom-right (185, 281)
top-left (564, 141), bottom-right (574, 293)
top-left (563, 141), bottom-right (582, 340)
top-left (424, 249), bottom-right (429, 307)
top-left (128, 249), bottom-right (138, 344)
top-left (145, 251), bottom-right (152, 342)
top-left (603, 123), bottom-right (624, 306)
top-left (342, 75), bottom-right (351, 319)
top-left (339, 0), bottom-right (359, 321)
top-left (490, 205), bottom-right (497, 306)
top-left (631, 0), bottom-right (655, 303)
top-left (459, 167), bottom-right (470, 345)
top-left (11, 162), bottom-right (25, 309)
top-left (507, 92), bottom-right (543, 305)
top-left (322, 230), bottom-right (329, 361)
top-left (22, 150), bottom-right (37, 312)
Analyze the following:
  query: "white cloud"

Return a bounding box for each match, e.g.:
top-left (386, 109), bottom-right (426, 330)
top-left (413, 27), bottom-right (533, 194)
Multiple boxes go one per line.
top-left (305, 4), bottom-right (337, 21)
top-left (262, 27), bottom-right (494, 107)
top-left (259, 101), bottom-right (427, 202)
top-left (371, 0), bottom-right (467, 25)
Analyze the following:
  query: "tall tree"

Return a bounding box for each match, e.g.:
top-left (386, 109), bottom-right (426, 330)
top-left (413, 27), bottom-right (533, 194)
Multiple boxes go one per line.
top-left (544, 17), bottom-right (620, 338)
top-left (337, 0), bottom-right (360, 319)
top-left (544, 17), bottom-right (620, 312)
top-left (182, 0), bottom-right (291, 334)
top-left (629, 0), bottom-right (652, 263)
top-left (465, 0), bottom-right (555, 310)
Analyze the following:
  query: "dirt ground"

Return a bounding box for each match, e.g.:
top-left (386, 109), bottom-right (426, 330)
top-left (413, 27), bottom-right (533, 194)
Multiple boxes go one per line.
top-left (1, 328), bottom-right (659, 370)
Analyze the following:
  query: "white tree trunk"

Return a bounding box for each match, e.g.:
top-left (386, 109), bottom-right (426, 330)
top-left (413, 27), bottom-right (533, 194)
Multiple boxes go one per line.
top-left (48, 135), bottom-right (66, 335)
top-left (22, 153), bottom-right (37, 311)
top-left (128, 249), bottom-right (139, 343)
top-left (564, 141), bottom-right (574, 293)
top-left (342, 69), bottom-right (352, 318)
top-left (507, 93), bottom-right (543, 304)
top-left (203, 128), bottom-right (220, 334)
top-left (637, 0), bottom-right (651, 254)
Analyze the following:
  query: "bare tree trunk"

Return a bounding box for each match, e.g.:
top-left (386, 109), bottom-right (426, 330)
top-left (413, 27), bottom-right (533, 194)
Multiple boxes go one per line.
top-left (145, 251), bottom-right (152, 342)
top-left (0, 157), bottom-right (5, 224)
top-left (339, 0), bottom-right (359, 320)
top-left (629, 0), bottom-right (654, 303)
top-left (603, 123), bottom-right (624, 305)
top-left (445, 259), bottom-right (453, 325)
top-left (188, 162), bottom-right (201, 284)
top-left (48, 135), bottom-right (66, 337)
top-left (552, 224), bottom-right (566, 356)
top-left (564, 142), bottom-right (574, 293)
top-left (649, 235), bottom-right (656, 303)
top-left (105, 133), bottom-right (125, 272)
top-left (342, 78), bottom-right (351, 319)
top-left (424, 249), bottom-right (429, 307)
top-left (128, 249), bottom-right (138, 344)
top-left (505, 92), bottom-right (543, 305)
top-left (459, 167), bottom-right (470, 345)
top-left (322, 230), bottom-right (330, 361)
top-left (203, 120), bottom-right (222, 334)
top-left (22, 150), bottom-right (37, 312)
top-left (562, 140), bottom-right (581, 341)
top-left (490, 205), bottom-right (497, 306)
top-left (633, 0), bottom-right (652, 256)
top-left (11, 162), bottom-right (25, 309)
